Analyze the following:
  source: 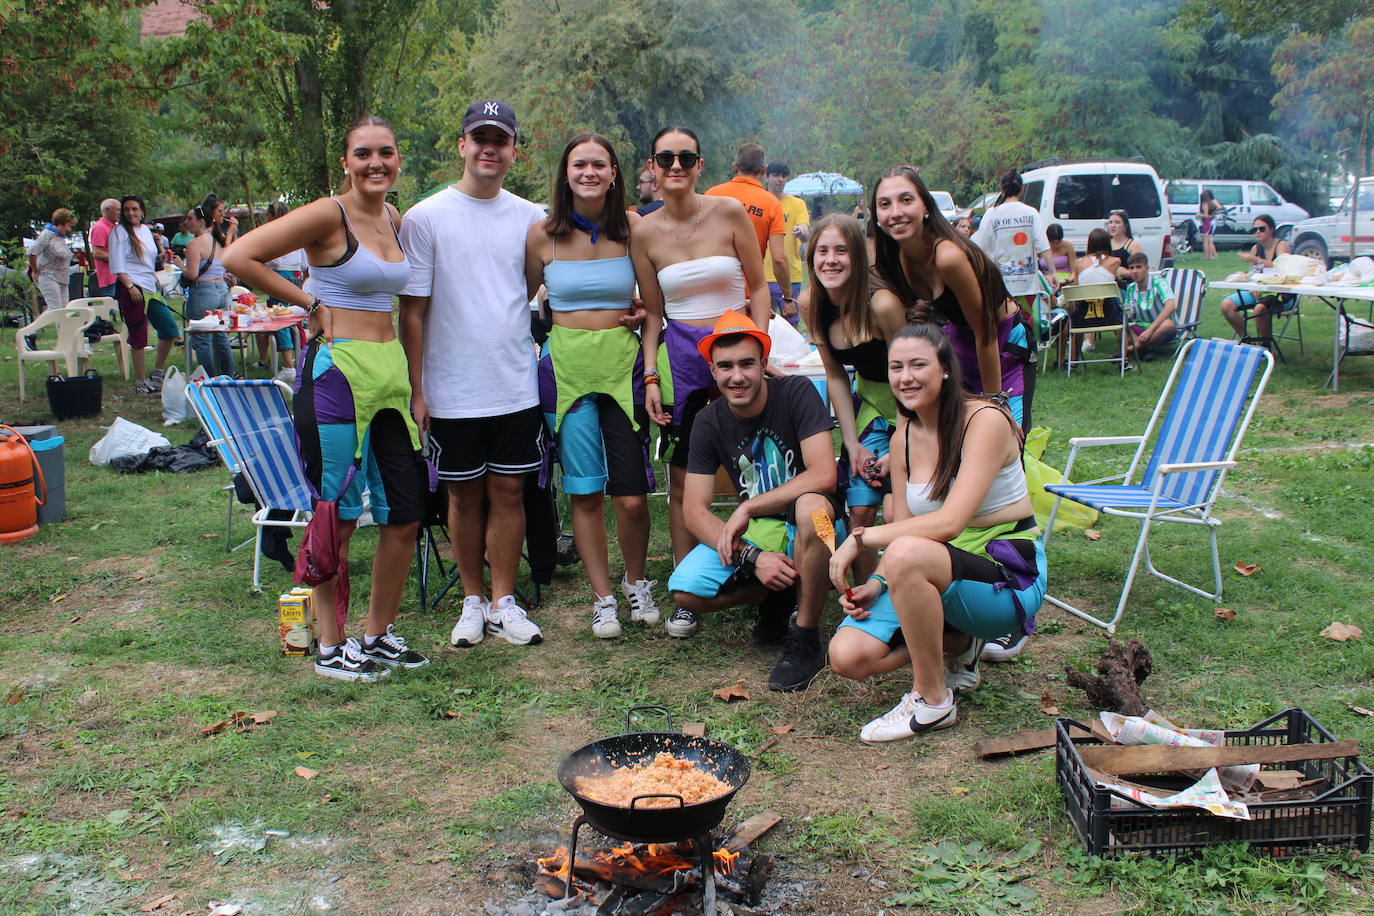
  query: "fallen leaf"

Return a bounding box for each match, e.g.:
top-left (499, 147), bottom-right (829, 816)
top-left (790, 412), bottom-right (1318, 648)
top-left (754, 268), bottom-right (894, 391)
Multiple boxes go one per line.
top-left (6, 686), bottom-right (24, 705)
top-left (200, 720), bottom-right (229, 737)
top-left (1215, 608), bottom-right (1236, 621)
top-left (950, 786), bottom-right (970, 795)
top-left (770, 724), bottom-right (795, 735)
top-left (250, 710), bottom-right (278, 724)
top-left (65, 615), bottom-right (81, 624)
top-left (874, 763), bottom-right (890, 771)
top-left (681, 723), bottom-right (707, 737)
top-left (199, 532), bottom-right (220, 540)
top-left (712, 683), bottom-right (750, 703)
top-left (140, 893), bottom-right (177, 912)
top-left (647, 555), bottom-right (667, 563)
top-left (1234, 561), bottom-right (1260, 577)
top-left (294, 766), bottom-right (319, 780)
top-left (442, 710), bottom-right (460, 719)
top-left (1039, 690), bottom-right (1060, 716)
top-left (1084, 529), bottom-right (1101, 541)
top-left (208, 905), bottom-right (243, 916)
top-left (1347, 705), bottom-right (1374, 718)
top-left (1322, 622), bottom-right (1363, 642)
top-left (229, 711), bottom-right (249, 725)
top-left (50, 594), bottom-right (67, 603)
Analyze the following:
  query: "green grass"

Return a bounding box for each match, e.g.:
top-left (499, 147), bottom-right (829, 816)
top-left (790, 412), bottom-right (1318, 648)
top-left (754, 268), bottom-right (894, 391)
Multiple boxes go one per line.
top-left (1, 250), bottom-right (1372, 912)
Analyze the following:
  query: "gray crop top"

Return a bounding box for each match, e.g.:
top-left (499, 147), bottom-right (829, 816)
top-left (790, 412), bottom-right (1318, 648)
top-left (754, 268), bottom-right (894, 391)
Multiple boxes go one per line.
top-left (303, 200), bottom-right (409, 313)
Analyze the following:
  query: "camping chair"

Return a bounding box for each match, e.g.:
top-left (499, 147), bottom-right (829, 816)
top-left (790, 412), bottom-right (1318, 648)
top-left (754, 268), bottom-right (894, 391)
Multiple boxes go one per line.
top-left (1060, 281), bottom-right (1132, 377)
top-left (68, 296), bottom-right (130, 379)
top-left (1041, 339), bottom-right (1274, 634)
top-left (1160, 268), bottom-right (1206, 356)
top-left (199, 378), bottom-right (313, 589)
top-left (1240, 291), bottom-right (1303, 362)
top-left (1030, 272), bottom-right (1067, 374)
top-left (186, 378), bottom-right (255, 553)
top-left (14, 305), bottom-right (94, 402)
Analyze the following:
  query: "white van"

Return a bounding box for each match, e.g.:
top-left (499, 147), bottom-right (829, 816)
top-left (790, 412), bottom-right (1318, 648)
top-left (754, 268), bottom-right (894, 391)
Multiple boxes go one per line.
top-left (1017, 159), bottom-right (1172, 268)
top-left (1165, 179), bottom-right (1309, 249)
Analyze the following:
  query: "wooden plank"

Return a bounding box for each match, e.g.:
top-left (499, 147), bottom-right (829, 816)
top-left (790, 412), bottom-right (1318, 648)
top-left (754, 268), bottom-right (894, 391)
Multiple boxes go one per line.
top-left (973, 721), bottom-right (1112, 759)
top-left (724, 813), bottom-right (783, 853)
top-left (1078, 740), bottom-right (1359, 776)
top-left (681, 723), bottom-right (707, 737)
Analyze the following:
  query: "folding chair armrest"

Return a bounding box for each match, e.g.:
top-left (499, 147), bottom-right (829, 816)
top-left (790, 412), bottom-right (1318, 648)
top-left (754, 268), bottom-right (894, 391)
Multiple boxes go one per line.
top-left (1067, 435), bottom-right (1145, 448)
top-left (1157, 460), bottom-right (1236, 475)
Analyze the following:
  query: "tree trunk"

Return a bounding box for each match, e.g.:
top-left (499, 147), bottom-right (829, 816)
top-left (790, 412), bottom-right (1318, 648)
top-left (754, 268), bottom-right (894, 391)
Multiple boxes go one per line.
top-left (295, 56), bottom-right (330, 196)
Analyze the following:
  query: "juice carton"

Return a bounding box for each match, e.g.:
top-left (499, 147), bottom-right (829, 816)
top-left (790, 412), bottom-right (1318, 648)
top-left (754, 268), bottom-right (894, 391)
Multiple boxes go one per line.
top-left (278, 589), bottom-right (316, 656)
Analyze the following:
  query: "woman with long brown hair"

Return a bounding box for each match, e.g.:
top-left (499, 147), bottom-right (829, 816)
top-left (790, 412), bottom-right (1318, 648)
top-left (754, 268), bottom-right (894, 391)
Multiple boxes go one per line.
top-left (869, 166), bottom-right (1035, 432)
top-left (525, 131), bottom-right (659, 639)
top-left (109, 195), bottom-right (180, 394)
top-left (826, 322), bottom-right (1045, 743)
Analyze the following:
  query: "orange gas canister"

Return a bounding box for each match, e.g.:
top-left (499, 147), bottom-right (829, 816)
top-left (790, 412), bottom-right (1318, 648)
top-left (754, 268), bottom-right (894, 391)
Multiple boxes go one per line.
top-left (0, 425), bottom-right (46, 544)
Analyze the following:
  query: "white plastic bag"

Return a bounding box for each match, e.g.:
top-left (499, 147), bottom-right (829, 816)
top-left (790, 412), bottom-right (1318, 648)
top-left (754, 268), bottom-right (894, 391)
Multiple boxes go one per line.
top-left (767, 314), bottom-right (813, 364)
top-left (161, 365), bottom-right (189, 425)
top-left (89, 417), bottom-right (171, 466)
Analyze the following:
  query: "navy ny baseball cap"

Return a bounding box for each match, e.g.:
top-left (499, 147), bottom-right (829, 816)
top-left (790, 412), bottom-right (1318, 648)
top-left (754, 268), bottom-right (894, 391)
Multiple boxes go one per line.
top-left (463, 100), bottom-right (517, 138)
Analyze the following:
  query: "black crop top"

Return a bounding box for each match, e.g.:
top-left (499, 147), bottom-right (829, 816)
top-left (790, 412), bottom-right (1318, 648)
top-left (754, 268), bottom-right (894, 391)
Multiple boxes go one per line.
top-left (821, 300), bottom-right (888, 382)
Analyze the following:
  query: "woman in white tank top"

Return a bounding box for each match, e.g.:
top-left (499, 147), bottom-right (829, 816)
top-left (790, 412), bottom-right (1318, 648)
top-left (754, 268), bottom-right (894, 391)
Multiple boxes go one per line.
top-left (627, 127), bottom-right (771, 621)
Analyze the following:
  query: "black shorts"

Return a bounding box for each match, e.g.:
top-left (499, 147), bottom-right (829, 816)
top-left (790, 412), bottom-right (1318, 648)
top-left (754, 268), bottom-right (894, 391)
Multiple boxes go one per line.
top-left (429, 405), bottom-right (544, 482)
top-left (663, 388), bottom-right (715, 468)
top-left (1070, 296), bottom-right (1123, 329)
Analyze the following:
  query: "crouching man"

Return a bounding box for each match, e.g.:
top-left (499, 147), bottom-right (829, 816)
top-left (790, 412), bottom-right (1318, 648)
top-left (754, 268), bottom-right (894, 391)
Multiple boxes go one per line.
top-left (667, 310), bottom-right (843, 691)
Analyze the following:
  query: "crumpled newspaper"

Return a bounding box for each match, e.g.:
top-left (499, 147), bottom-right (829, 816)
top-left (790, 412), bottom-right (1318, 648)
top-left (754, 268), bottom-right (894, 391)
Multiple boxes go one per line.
top-left (1093, 711), bottom-right (1256, 820)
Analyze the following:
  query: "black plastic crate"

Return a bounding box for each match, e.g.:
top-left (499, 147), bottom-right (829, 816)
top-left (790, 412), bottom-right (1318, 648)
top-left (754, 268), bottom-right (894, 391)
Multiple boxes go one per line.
top-left (1056, 709), bottom-right (1372, 858)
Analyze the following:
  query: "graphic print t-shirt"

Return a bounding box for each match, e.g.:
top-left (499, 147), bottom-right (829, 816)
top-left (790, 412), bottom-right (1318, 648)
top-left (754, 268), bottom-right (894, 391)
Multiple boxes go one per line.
top-left (972, 201), bottom-right (1049, 297)
top-left (687, 375), bottom-right (834, 517)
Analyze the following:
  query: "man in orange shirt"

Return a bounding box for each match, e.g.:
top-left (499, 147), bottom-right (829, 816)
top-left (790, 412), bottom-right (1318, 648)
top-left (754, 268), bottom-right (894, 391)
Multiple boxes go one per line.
top-left (705, 143), bottom-right (791, 317)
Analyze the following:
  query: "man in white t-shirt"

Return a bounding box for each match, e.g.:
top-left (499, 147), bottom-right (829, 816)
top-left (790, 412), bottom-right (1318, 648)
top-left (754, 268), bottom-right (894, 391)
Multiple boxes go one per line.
top-left (399, 99), bottom-right (547, 649)
top-left (972, 171), bottom-right (1050, 303)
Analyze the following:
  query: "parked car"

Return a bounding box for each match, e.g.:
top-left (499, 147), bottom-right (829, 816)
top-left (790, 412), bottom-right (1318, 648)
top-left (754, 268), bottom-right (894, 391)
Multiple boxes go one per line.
top-left (1165, 179), bottom-right (1309, 250)
top-left (1288, 177), bottom-right (1374, 264)
top-left (964, 191), bottom-right (1000, 229)
top-left (1017, 158), bottom-right (1173, 267)
top-left (931, 190), bottom-right (959, 223)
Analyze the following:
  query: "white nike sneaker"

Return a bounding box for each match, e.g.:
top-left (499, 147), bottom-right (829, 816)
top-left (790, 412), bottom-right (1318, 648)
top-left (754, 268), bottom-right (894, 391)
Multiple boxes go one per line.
top-left (486, 595), bottom-right (544, 645)
top-left (450, 595), bottom-right (488, 648)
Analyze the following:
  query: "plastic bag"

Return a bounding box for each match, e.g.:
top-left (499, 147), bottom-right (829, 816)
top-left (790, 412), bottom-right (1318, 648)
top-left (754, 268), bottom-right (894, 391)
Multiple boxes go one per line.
top-left (89, 417), bottom-right (171, 466)
top-left (1023, 426), bottom-right (1099, 532)
top-left (161, 366), bottom-right (189, 425)
top-left (767, 314), bottom-right (813, 364)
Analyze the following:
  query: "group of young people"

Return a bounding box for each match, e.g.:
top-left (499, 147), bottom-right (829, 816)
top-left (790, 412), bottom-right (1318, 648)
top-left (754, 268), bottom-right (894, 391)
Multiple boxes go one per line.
top-left (211, 100), bottom-right (1048, 744)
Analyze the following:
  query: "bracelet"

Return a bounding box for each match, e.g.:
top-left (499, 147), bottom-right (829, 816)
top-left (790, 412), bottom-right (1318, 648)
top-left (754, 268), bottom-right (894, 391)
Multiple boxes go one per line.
top-left (643, 369), bottom-right (660, 384)
top-left (306, 298), bottom-right (324, 315)
top-left (852, 526), bottom-right (866, 549)
top-left (782, 296), bottom-right (795, 303)
top-left (737, 543), bottom-right (761, 570)
top-left (867, 573), bottom-right (888, 595)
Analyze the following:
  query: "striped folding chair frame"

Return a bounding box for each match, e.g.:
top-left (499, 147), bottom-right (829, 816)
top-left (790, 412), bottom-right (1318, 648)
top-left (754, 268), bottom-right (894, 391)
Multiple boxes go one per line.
top-left (201, 379), bottom-right (313, 589)
top-left (1041, 338), bottom-right (1274, 633)
top-left (1162, 267), bottom-right (1206, 353)
top-left (186, 380), bottom-right (253, 553)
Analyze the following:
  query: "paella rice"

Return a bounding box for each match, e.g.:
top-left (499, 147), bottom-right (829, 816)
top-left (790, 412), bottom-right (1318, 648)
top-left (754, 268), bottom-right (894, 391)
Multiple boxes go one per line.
top-left (575, 752), bottom-right (731, 808)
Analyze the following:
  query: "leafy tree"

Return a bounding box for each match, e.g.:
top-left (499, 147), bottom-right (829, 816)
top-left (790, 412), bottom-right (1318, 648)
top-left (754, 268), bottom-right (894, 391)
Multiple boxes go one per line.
top-left (1273, 16), bottom-right (1374, 178)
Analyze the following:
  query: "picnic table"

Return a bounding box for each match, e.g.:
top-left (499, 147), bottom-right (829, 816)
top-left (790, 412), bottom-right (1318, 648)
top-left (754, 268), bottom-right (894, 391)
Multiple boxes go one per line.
top-left (1211, 281), bottom-right (1374, 391)
top-left (184, 314), bottom-right (304, 378)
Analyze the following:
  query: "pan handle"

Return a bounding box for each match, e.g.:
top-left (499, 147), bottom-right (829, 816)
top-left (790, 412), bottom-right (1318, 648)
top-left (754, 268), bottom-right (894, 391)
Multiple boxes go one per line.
top-left (625, 705), bottom-right (676, 733)
top-left (629, 793), bottom-right (685, 810)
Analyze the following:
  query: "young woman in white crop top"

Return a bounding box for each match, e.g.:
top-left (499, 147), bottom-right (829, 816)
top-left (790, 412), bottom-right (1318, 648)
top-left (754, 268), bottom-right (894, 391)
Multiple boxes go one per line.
top-left (523, 131), bottom-right (661, 639)
top-left (224, 116), bottom-right (429, 684)
top-left (628, 127), bottom-right (771, 624)
top-left (825, 323), bottom-right (1046, 743)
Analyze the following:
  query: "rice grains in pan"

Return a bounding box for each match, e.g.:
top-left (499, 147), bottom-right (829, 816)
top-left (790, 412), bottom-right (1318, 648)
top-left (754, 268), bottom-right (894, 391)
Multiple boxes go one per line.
top-left (575, 752), bottom-right (731, 808)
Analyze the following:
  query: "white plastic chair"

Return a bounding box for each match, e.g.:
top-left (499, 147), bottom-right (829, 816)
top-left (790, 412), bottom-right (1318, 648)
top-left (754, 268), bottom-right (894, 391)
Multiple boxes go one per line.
top-left (67, 296), bottom-right (129, 379)
top-left (14, 305), bottom-right (95, 402)
top-left (1041, 339), bottom-right (1274, 633)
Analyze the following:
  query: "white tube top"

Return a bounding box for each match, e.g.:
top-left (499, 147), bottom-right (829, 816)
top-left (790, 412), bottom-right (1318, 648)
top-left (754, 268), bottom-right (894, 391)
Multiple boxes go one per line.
top-left (657, 255), bottom-right (745, 320)
top-left (906, 459), bottom-right (1028, 517)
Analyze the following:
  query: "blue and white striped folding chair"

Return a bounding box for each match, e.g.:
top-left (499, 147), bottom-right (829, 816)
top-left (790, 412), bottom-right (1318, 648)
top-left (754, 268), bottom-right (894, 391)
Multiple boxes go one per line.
top-left (200, 378), bottom-right (313, 589)
top-left (1161, 267), bottom-right (1206, 355)
top-left (1041, 339), bottom-right (1274, 633)
top-left (1031, 271), bottom-right (1068, 374)
top-left (186, 379), bottom-right (253, 553)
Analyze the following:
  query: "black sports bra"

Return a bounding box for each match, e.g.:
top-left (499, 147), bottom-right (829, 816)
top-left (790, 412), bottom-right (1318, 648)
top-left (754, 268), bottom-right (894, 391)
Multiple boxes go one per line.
top-left (820, 300), bottom-right (888, 382)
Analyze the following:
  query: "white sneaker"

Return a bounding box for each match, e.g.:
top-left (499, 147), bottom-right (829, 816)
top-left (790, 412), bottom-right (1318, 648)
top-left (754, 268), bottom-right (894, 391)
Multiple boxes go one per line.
top-left (591, 595), bottom-right (622, 639)
top-left (486, 595), bottom-right (543, 645)
top-left (621, 577), bottom-right (661, 625)
top-left (451, 595), bottom-right (487, 648)
top-left (859, 690), bottom-right (956, 743)
top-left (665, 607), bottom-right (698, 638)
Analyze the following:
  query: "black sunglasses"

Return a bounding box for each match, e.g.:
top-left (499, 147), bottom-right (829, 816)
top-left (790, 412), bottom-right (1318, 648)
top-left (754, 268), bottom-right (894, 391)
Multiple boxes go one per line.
top-left (653, 149), bottom-right (700, 170)
top-left (1251, 226), bottom-right (1268, 233)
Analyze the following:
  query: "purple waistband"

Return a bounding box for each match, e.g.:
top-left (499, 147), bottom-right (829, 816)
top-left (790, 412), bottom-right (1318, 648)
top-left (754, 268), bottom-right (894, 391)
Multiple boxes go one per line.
top-left (664, 321), bottom-right (717, 410)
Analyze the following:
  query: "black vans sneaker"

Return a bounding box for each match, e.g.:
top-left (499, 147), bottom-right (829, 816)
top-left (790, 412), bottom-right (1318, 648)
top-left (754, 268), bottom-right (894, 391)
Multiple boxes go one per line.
top-left (768, 626), bottom-right (824, 692)
top-left (753, 586), bottom-right (796, 646)
top-left (315, 637), bottom-right (389, 682)
top-left (981, 626), bottom-right (1029, 662)
top-left (362, 626), bottom-right (429, 669)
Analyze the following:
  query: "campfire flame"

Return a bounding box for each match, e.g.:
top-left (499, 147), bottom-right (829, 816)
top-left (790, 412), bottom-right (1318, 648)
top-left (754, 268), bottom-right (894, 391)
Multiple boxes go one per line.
top-left (537, 840), bottom-right (740, 887)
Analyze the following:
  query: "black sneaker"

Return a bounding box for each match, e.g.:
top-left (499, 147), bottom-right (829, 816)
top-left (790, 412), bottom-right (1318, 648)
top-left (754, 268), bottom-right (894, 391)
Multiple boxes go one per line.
top-left (315, 637), bottom-right (389, 682)
top-left (362, 625), bottom-right (429, 669)
top-left (768, 626), bottom-right (824, 692)
top-left (665, 606), bottom-right (698, 638)
top-left (753, 587), bottom-right (795, 645)
top-left (980, 625), bottom-right (1029, 662)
